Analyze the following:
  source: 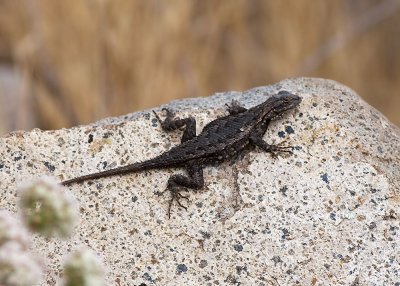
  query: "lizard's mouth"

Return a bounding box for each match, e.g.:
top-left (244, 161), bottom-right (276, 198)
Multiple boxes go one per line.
top-left (287, 95), bottom-right (302, 110)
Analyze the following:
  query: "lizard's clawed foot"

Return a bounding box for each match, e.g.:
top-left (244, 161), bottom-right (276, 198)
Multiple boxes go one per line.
top-left (161, 188), bottom-right (190, 218)
top-left (161, 108), bottom-right (176, 118)
top-left (270, 141), bottom-right (294, 158)
top-left (153, 108), bottom-right (183, 132)
top-left (153, 108), bottom-right (176, 123)
top-left (226, 99), bottom-right (240, 110)
top-left (226, 100), bottom-right (247, 115)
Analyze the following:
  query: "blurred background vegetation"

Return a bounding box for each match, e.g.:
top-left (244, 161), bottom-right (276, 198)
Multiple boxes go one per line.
top-left (0, 0), bottom-right (399, 135)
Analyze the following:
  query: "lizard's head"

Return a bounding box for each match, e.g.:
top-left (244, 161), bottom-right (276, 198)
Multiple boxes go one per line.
top-left (270, 91), bottom-right (302, 114)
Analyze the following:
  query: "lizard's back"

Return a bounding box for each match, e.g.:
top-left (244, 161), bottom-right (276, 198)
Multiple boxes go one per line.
top-left (149, 106), bottom-right (263, 167)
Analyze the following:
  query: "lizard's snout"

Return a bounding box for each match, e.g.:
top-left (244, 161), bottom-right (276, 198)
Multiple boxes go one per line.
top-left (277, 90), bottom-right (302, 109)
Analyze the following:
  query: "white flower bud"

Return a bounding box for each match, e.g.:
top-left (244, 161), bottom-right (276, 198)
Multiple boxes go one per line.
top-left (19, 176), bottom-right (79, 238)
top-left (0, 211), bottom-right (43, 285)
top-left (0, 210), bottom-right (30, 250)
top-left (63, 249), bottom-right (106, 286)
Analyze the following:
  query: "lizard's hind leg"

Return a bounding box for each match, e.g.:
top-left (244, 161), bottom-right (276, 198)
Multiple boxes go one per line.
top-left (153, 108), bottom-right (197, 143)
top-left (153, 109), bottom-right (202, 217)
top-left (164, 165), bottom-right (204, 218)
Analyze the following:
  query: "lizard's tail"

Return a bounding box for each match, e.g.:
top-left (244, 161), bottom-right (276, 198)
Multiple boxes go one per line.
top-left (61, 160), bottom-right (161, 186)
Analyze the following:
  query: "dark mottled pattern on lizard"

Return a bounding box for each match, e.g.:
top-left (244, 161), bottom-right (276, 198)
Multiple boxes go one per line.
top-left (61, 91), bottom-right (301, 217)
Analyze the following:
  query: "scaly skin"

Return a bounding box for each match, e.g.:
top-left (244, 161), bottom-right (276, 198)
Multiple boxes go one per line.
top-left (61, 91), bottom-right (301, 217)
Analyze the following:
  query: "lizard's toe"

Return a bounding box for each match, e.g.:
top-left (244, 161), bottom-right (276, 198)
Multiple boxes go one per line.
top-left (166, 188), bottom-right (190, 218)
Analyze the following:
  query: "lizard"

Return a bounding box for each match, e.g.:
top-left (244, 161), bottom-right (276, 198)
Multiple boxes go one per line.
top-left (61, 91), bottom-right (302, 217)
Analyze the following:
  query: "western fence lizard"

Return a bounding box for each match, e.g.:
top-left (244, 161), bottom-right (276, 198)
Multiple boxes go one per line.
top-left (61, 91), bottom-right (301, 217)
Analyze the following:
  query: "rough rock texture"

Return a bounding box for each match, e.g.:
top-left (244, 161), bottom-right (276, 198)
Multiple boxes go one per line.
top-left (0, 78), bottom-right (399, 285)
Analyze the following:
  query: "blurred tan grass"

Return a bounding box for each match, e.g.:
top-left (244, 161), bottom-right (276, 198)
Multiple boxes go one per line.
top-left (0, 0), bottom-right (399, 131)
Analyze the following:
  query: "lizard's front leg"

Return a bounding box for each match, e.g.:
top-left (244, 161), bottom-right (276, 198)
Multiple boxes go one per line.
top-left (165, 165), bottom-right (204, 218)
top-left (153, 108), bottom-right (196, 143)
top-left (226, 99), bottom-right (247, 115)
top-left (248, 119), bottom-right (293, 157)
top-left (250, 135), bottom-right (293, 157)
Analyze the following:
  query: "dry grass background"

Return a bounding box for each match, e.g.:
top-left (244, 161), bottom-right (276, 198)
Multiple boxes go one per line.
top-left (0, 0), bottom-right (399, 133)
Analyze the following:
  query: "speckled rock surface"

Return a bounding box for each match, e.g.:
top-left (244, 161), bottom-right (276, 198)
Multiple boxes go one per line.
top-left (0, 78), bottom-right (399, 285)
